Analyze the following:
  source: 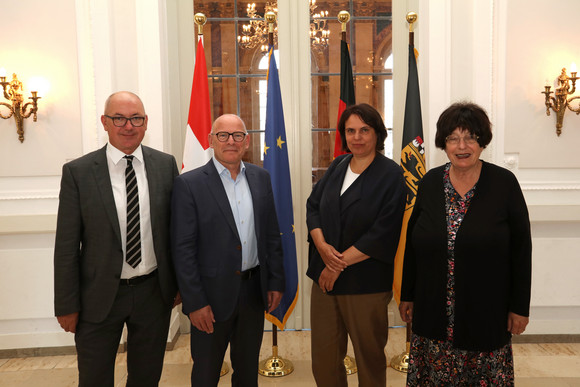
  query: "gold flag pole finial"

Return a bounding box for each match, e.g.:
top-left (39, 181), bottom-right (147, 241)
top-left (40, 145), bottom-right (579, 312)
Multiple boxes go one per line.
top-left (338, 10), bottom-right (350, 33)
top-left (406, 12), bottom-right (417, 33)
top-left (265, 11), bottom-right (276, 48)
top-left (194, 13), bottom-right (207, 35)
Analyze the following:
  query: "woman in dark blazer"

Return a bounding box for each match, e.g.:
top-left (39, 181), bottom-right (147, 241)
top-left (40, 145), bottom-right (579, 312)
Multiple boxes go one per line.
top-left (399, 102), bottom-right (532, 386)
top-left (307, 103), bottom-right (406, 386)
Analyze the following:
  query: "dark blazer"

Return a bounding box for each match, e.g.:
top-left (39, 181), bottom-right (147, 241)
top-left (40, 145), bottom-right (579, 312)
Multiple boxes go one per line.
top-left (171, 159), bottom-right (285, 321)
top-left (306, 153), bottom-right (406, 294)
top-left (401, 161), bottom-right (532, 351)
top-left (54, 145), bottom-right (179, 323)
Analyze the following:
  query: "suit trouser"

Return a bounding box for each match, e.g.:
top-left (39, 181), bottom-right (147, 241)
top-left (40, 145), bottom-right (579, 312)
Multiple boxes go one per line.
top-left (75, 274), bottom-right (171, 387)
top-left (190, 272), bottom-right (264, 387)
top-left (310, 282), bottom-right (392, 387)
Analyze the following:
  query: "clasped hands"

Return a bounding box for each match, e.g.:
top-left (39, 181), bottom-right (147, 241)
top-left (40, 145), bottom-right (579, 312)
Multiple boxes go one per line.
top-left (316, 241), bottom-right (347, 293)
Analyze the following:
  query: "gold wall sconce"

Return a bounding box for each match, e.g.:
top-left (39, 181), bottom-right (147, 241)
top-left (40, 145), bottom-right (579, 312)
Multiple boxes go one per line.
top-left (542, 64), bottom-right (580, 136)
top-left (0, 69), bottom-right (42, 143)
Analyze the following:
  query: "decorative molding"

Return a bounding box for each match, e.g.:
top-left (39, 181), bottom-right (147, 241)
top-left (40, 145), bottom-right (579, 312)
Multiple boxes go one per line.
top-left (0, 194), bottom-right (58, 201)
top-left (521, 183), bottom-right (580, 191)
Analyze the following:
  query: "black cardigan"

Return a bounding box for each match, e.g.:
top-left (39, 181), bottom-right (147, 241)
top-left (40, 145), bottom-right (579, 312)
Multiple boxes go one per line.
top-left (306, 153), bottom-right (406, 294)
top-left (401, 161), bottom-right (532, 351)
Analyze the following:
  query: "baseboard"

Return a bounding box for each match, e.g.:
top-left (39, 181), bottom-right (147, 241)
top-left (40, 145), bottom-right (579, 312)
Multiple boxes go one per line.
top-left (513, 334), bottom-right (580, 343)
top-left (0, 325), bottom-right (182, 359)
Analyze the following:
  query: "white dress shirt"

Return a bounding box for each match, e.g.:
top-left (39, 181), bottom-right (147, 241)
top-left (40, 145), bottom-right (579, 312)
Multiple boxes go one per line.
top-left (212, 157), bottom-right (259, 271)
top-left (106, 144), bottom-right (157, 279)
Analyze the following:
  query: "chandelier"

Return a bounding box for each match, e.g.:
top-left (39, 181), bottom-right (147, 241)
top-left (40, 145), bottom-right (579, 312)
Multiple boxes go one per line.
top-left (237, 1), bottom-right (330, 52)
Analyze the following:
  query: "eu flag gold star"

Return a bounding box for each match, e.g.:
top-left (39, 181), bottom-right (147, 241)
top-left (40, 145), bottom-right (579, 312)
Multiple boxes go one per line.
top-left (277, 136), bottom-right (285, 149)
top-left (264, 143), bottom-right (270, 156)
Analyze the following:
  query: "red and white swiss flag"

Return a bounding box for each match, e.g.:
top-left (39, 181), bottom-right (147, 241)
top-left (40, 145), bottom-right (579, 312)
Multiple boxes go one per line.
top-left (182, 36), bottom-right (212, 173)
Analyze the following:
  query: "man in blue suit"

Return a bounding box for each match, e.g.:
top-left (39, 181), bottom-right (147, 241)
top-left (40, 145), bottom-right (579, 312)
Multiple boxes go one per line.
top-left (171, 114), bottom-right (285, 386)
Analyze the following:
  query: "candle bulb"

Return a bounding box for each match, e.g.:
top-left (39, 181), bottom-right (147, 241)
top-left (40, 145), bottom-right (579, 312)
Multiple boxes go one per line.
top-left (571, 62), bottom-right (577, 74)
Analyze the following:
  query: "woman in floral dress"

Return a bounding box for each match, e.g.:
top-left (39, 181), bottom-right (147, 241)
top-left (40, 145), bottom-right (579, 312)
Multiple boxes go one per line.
top-left (399, 102), bottom-right (532, 386)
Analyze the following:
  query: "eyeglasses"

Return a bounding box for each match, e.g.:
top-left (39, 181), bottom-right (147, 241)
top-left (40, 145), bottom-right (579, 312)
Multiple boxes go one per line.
top-left (445, 134), bottom-right (479, 145)
top-left (212, 131), bottom-right (247, 142)
top-left (105, 115), bottom-right (146, 127)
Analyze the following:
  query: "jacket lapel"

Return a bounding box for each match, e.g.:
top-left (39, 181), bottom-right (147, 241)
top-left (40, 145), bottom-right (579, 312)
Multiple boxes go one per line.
top-left (245, 166), bottom-right (261, 242)
top-left (323, 155), bottom-right (351, 246)
top-left (92, 146), bottom-right (122, 246)
top-left (204, 160), bottom-right (241, 241)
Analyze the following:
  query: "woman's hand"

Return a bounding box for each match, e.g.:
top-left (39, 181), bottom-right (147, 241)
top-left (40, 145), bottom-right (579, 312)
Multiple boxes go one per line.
top-left (316, 241), bottom-right (347, 272)
top-left (318, 267), bottom-right (341, 293)
top-left (310, 228), bottom-right (347, 272)
top-left (507, 312), bottom-right (529, 335)
top-left (399, 301), bottom-right (414, 323)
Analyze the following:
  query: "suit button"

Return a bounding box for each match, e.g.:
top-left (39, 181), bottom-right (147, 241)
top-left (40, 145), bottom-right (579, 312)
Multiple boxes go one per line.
top-left (236, 245), bottom-right (242, 250)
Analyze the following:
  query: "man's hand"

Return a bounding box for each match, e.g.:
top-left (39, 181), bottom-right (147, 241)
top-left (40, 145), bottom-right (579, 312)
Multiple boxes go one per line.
top-left (173, 292), bottom-right (182, 308)
top-left (267, 291), bottom-right (283, 313)
top-left (189, 305), bottom-right (215, 334)
top-left (507, 311), bottom-right (529, 335)
top-left (57, 312), bottom-right (79, 333)
top-left (318, 267), bottom-right (340, 293)
top-left (399, 301), bottom-right (413, 323)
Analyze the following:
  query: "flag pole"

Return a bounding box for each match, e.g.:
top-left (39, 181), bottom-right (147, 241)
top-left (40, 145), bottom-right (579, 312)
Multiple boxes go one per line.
top-left (258, 10), bottom-right (294, 377)
top-left (391, 11), bottom-right (419, 374)
top-left (335, 9), bottom-right (359, 376)
top-left (192, 13), bottom-right (229, 378)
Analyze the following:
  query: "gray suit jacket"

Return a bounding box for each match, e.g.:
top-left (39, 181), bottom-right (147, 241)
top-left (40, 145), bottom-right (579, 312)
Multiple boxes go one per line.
top-left (54, 145), bottom-right (178, 323)
top-left (171, 160), bottom-right (285, 321)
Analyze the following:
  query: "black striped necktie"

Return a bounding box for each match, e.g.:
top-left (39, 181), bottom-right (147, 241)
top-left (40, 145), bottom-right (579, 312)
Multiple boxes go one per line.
top-left (124, 155), bottom-right (141, 268)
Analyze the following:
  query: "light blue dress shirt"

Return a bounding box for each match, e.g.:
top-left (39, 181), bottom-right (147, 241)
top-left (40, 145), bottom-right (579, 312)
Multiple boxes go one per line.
top-left (212, 157), bottom-right (259, 271)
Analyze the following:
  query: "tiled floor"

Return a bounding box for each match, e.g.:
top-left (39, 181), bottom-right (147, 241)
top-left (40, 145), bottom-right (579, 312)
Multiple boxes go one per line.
top-left (1, 328), bottom-right (580, 386)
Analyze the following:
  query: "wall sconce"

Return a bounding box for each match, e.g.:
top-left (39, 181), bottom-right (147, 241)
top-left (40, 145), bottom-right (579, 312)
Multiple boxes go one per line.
top-left (542, 64), bottom-right (580, 136)
top-left (0, 69), bottom-right (42, 143)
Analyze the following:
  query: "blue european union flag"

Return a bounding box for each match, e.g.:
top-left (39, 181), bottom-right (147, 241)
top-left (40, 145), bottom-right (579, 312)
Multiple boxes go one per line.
top-left (263, 47), bottom-right (298, 330)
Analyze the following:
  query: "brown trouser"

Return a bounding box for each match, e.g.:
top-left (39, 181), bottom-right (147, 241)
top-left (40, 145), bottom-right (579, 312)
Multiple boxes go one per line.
top-left (310, 282), bottom-right (392, 387)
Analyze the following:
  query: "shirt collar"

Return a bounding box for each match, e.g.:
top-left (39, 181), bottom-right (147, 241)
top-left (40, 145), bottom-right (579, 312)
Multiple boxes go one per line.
top-left (107, 143), bottom-right (144, 165)
top-left (212, 156), bottom-right (245, 178)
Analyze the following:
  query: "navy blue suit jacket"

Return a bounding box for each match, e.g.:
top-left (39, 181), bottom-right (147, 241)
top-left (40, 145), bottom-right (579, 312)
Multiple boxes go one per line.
top-left (171, 159), bottom-right (285, 321)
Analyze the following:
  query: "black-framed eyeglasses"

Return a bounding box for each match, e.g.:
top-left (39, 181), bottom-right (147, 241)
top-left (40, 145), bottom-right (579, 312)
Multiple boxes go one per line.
top-left (213, 131), bottom-right (247, 142)
top-left (105, 115), bottom-right (146, 127)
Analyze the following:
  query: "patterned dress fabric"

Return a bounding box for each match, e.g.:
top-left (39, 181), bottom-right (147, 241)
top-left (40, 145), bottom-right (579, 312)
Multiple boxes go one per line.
top-left (406, 163), bottom-right (514, 387)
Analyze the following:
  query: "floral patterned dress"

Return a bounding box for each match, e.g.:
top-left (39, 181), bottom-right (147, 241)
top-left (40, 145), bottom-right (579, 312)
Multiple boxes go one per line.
top-left (406, 163), bottom-right (514, 387)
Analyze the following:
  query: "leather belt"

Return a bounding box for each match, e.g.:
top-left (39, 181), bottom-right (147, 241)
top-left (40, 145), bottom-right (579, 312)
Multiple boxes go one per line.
top-left (120, 269), bottom-right (157, 286)
top-left (235, 266), bottom-right (259, 280)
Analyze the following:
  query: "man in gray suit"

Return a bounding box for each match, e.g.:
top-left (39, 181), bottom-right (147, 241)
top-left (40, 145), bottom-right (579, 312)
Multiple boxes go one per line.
top-left (54, 91), bottom-right (179, 387)
top-left (171, 114), bottom-right (285, 386)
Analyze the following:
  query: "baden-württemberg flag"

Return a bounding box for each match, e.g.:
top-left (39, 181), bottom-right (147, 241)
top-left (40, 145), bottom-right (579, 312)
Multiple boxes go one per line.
top-left (263, 47), bottom-right (299, 330)
top-left (393, 41), bottom-right (426, 305)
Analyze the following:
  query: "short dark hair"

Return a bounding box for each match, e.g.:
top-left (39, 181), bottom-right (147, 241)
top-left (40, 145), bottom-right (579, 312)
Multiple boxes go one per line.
top-left (337, 103), bottom-right (388, 152)
top-left (434, 101), bottom-right (492, 149)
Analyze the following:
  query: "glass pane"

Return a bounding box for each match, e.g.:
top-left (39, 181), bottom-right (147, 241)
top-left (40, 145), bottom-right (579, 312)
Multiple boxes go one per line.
top-left (194, 0), bottom-right (235, 18)
top-left (351, 19), bottom-right (392, 74)
top-left (201, 21), bottom-right (237, 76)
top-left (243, 130), bottom-right (265, 168)
top-left (311, 74), bottom-right (339, 131)
top-left (239, 75), bottom-right (266, 130)
top-left (352, 1), bottom-right (392, 17)
top-left (312, 130), bottom-right (335, 183)
top-left (311, 0), bottom-right (348, 10)
top-left (237, 1), bottom-right (271, 19)
top-left (208, 77), bottom-right (238, 119)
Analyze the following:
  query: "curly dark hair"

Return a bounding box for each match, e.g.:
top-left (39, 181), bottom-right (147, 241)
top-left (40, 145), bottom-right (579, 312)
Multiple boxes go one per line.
top-left (434, 101), bottom-right (492, 149)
